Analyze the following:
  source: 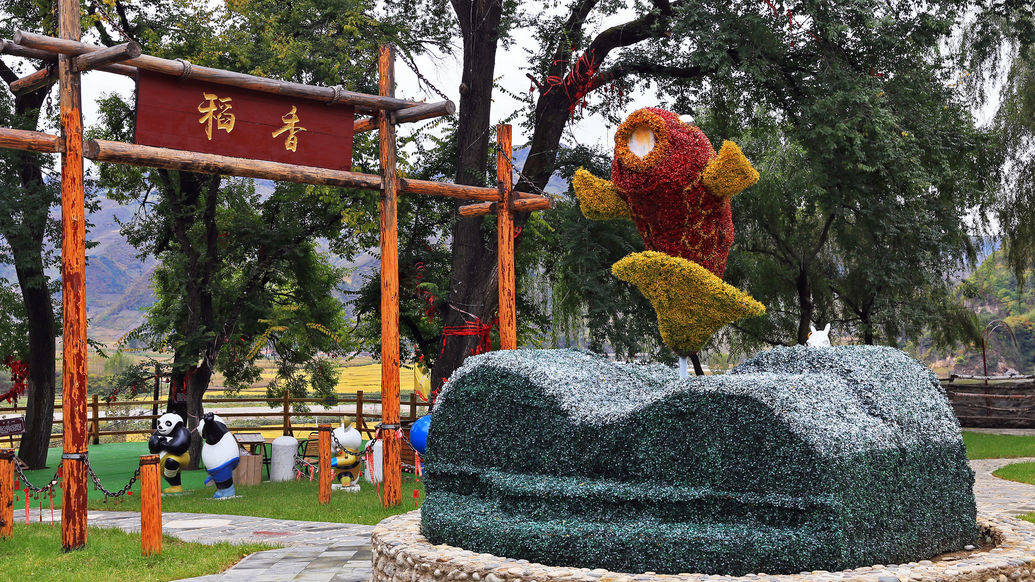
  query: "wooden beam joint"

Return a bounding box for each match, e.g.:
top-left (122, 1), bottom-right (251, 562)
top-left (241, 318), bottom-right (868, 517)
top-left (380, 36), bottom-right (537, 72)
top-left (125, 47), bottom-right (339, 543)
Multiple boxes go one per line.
top-left (72, 41), bottom-right (140, 72)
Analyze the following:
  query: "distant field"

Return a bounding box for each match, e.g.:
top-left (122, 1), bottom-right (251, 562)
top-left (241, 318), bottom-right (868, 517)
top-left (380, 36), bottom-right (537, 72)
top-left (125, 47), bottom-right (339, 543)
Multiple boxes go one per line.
top-left (50, 351), bottom-right (429, 400)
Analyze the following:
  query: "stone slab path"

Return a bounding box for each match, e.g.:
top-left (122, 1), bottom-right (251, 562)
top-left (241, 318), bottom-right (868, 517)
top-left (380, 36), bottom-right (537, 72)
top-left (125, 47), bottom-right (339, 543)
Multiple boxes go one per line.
top-left (18, 456), bottom-right (1035, 582)
top-left (21, 509), bottom-right (375, 582)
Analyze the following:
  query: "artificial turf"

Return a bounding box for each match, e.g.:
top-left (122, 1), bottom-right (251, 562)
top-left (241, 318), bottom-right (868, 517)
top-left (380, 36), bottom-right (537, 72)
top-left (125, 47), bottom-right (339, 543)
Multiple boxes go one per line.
top-left (16, 441), bottom-right (424, 524)
top-left (0, 523), bottom-right (271, 582)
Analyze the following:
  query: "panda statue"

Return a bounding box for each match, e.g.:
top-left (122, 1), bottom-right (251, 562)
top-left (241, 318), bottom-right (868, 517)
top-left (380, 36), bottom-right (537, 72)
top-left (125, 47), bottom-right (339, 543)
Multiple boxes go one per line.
top-left (197, 412), bottom-right (240, 499)
top-left (147, 412), bottom-right (191, 494)
top-left (330, 423), bottom-right (363, 492)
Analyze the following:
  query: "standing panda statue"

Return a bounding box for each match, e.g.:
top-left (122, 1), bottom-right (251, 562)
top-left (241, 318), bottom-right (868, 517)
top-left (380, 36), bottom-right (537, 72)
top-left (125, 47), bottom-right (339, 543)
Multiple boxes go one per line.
top-left (197, 412), bottom-right (240, 499)
top-left (147, 412), bottom-right (191, 494)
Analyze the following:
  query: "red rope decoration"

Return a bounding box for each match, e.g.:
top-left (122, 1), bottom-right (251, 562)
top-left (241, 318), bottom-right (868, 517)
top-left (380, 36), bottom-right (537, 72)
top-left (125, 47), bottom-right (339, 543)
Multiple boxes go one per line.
top-left (539, 49), bottom-right (600, 116)
top-left (1, 356), bottom-right (29, 404)
top-left (441, 316), bottom-right (497, 357)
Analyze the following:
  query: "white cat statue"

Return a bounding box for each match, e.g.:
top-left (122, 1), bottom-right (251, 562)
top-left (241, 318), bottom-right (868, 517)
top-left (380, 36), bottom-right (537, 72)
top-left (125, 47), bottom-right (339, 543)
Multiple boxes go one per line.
top-left (807, 323), bottom-right (831, 347)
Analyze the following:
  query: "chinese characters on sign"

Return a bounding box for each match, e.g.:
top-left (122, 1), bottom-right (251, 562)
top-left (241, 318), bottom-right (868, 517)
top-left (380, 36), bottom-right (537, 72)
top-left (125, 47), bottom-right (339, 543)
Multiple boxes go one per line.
top-left (136, 71), bottom-right (355, 170)
top-left (272, 106), bottom-right (307, 152)
top-left (198, 93), bottom-right (236, 140)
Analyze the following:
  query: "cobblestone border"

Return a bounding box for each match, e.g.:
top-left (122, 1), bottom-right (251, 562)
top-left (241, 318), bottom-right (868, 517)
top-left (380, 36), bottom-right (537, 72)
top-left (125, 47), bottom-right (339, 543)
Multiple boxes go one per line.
top-left (371, 511), bottom-right (1035, 582)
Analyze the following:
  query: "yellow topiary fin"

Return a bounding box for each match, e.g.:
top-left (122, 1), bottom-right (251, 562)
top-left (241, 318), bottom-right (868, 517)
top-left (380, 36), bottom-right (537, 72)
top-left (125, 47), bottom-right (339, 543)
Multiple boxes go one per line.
top-left (701, 140), bottom-right (760, 199)
top-left (612, 251), bottom-right (766, 356)
top-left (572, 167), bottom-right (631, 221)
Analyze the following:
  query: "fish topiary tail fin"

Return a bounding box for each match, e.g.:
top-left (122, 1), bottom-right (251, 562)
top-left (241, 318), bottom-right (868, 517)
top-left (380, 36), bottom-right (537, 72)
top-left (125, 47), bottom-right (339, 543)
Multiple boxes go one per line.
top-left (612, 251), bottom-right (766, 356)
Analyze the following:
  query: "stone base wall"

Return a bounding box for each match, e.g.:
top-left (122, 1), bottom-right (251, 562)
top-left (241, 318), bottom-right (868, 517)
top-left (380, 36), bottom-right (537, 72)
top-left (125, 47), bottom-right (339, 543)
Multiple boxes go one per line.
top-left (372, 511), bottom-right (1035, 582)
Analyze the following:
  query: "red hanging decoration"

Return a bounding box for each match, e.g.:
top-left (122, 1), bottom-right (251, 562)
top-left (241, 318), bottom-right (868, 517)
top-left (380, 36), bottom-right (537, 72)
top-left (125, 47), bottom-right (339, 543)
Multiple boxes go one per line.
top-left (536, 49), bottom-right (600, 117)
top-left (440, 317), bottom-right (498, 358)
top-left (1, 357), bottom-right (29, 404)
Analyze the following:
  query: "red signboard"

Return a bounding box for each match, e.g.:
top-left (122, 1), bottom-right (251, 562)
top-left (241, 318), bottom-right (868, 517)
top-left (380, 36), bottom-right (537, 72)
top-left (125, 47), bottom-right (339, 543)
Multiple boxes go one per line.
top-left (135, 71), bottom-right (354, 171)
top-left (0, 416), bottom-right (25, 437)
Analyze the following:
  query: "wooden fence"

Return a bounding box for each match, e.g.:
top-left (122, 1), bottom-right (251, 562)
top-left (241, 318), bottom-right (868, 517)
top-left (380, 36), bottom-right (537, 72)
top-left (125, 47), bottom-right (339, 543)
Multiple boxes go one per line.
top-left (942, 375), bottom-right (1035, 428)
top-left (0, 390), bottom-right (430, 446)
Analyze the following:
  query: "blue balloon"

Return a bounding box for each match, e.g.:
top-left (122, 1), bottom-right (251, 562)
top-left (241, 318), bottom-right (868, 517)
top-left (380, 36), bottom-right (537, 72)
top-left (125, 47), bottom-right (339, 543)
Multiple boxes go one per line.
top-left (409, 414), bottom-right (432, 454)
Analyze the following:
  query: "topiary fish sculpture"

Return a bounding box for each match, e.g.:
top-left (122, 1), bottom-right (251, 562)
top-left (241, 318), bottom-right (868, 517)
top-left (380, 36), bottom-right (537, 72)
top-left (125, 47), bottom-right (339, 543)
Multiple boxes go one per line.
top-left (573, 107), bottom-right (765, 357)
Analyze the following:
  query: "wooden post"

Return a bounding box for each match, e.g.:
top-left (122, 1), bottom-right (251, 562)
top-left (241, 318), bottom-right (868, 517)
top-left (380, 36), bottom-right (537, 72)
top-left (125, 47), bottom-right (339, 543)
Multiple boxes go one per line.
top-left (139, 454), bottom-right (161, 555)
top-left (497, 124), bottom-right (517, 350)
top-left (408, 391), bottom-right (417, 422)
top-left (90, 395), bottom-right (99, 445)
top-left (282, 391), bottom-right (291, 436)
top-left (317, 424), bottom-right (331, 505)
top-left (0, 450), bottom-right (13, 540)
top-left (355, 390), bottom-right (365, 436)
top-left (378, 44), bottom-right (401, 508)
top-left (151, 364), bottom-right (160, 430)
top-left (58, 0), bottom-right (88, 552)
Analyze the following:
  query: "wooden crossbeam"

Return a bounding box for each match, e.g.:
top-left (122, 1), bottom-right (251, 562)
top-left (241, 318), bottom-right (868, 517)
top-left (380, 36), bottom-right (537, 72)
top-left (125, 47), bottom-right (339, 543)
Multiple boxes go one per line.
top-left (82, 138), bottom-right (552, 205)
top-left (72, 41), bottom-right (140, 72)
top-left (12, 31), bottom-right (446, 114)
top-left (458, 196), bottom-right (554, 215)
top-left (0, 38), bottom-right (136, 77)
top-left (0, 127), bottom-right (63, 152)
top-left (9, 66), bottom-right (54, 95)
top-left (353, 100), bottom-right (455, 133)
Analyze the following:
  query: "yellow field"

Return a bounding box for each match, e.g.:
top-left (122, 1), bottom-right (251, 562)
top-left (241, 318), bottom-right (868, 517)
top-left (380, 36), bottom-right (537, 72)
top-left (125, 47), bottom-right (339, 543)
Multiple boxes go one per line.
top-left (228, 359), bottom-right (426, 396)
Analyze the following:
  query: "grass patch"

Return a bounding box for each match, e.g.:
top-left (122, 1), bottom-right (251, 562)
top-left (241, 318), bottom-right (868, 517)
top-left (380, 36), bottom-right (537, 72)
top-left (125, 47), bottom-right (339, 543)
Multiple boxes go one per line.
top-left (963, 431), bottom-right (1035, 459)
top-left (0, 523), bottom-right (270, 582)
top-left (992, 461), bottom-right (1035, 485)
top-left (18, 442), bottom-right (423, 524)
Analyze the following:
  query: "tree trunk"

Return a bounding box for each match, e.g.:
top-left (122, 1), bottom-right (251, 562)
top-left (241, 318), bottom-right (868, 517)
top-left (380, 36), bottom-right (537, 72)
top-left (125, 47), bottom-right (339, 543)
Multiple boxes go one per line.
top-left (10, 88), bottom-right (57, 469)
top-left (795, 266), bottom-right (814, 345)
top-left (431, 0), bottom-right (503, 391)
top-left (15, 255), bottom-right (56, 468)
top-left (184, 362), bottom-right (212, 470)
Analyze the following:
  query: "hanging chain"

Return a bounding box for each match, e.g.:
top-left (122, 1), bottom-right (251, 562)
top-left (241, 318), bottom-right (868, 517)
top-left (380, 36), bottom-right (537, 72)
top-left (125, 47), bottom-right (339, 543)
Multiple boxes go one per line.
top-left (13, 463), bottom-right (60, 494)
top-left (85, 454), bottom-right (140, 499)
top-left (398, 50), bottom-right (450, 102)
top-left (92, 1), bottom-right (133, 42)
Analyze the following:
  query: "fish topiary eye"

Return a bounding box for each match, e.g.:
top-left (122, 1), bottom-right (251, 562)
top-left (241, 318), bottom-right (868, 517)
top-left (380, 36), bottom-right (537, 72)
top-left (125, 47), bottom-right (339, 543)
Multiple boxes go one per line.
top-left (614, 109), bottom-right (669, 173)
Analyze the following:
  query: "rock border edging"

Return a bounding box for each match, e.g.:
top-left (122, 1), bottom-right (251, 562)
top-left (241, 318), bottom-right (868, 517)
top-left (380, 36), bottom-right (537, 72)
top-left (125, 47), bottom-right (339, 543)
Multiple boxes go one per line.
top-left (371, 511), bottom-right (1035, 582)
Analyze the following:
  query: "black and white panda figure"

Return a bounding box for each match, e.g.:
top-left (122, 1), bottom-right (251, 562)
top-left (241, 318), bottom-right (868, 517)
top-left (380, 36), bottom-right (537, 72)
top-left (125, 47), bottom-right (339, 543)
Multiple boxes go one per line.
top-left (147, 412), bottom-right (191, 494)
top-left (197, 412), bottom-right (240, 499)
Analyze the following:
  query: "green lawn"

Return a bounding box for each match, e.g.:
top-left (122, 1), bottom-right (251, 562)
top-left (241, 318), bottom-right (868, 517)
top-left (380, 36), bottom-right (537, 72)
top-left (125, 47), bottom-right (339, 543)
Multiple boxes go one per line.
top-left (0, 523), bottom-right (270, 582)
top-left (17, 441), bottom-right (424, 524)
top-left (963, 431), bottom-right (1035, 459)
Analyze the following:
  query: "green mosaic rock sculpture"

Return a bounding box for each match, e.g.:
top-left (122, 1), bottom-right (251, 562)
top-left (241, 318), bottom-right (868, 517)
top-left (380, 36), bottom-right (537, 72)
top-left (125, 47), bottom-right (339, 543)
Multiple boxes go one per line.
top-left (421, 346), bottom-right (977, 576)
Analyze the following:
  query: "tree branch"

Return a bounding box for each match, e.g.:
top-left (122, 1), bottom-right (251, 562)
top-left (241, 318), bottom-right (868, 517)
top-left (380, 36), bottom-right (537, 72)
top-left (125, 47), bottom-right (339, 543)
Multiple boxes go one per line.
top-left (0, 60), bottom-right (18, 87)
top-left (546, 0), bottom-right (601, 79)
top-left (588, 61), bottom-right (710, 91)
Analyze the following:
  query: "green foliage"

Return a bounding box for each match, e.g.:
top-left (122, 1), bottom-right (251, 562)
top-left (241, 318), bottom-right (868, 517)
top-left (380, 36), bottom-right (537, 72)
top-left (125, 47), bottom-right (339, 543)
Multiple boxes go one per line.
top-left (522, 146), bottom-right (671, 361)
top-left (424, 347), bottom-right (976, 575)
top-left (0, 280), bottom-right (27, 361)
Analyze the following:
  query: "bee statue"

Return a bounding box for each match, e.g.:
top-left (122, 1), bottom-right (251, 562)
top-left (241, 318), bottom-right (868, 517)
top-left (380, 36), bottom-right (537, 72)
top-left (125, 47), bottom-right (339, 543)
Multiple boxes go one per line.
top-left (331, 423), bottom-right (363, 492)
top-left (148, 412), bottom-right (191, 494)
